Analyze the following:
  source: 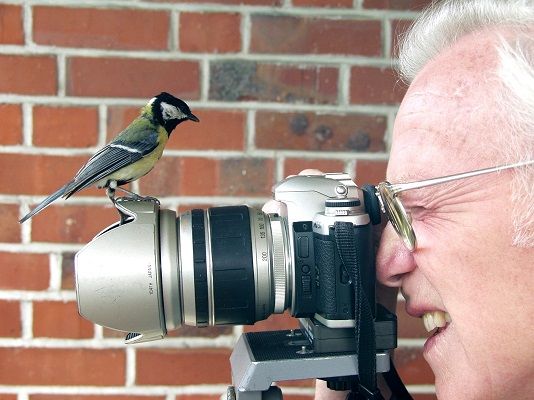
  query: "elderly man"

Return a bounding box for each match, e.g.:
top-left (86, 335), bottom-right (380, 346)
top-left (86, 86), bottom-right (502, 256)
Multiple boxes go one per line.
top-left (316, 0), bottom-right (534, 399)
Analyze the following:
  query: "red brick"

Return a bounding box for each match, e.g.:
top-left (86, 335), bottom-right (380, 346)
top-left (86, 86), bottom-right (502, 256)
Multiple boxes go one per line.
top-left (391, 19), bottom-right (414, 58)
top-left (0, 252), bottom-right (49, 290)
top-left (244, 311), bottom-right (299, 333)
top-left (351, 66), bottom-right (406, 104)
top-left (250, 16), bottom-right (381, 56)
top-left (139, 157), bottom-right (274, 197)
top-left (354, 160), bottom-right (387, 185)
top-left (61, 252), bottom-right (76, 290)
top-left (0, 204), bottom-right (20, 243)
top-left (152, 0), bottom-right (281, 4)
top-left (0, 55), bottom-right (56, 95)
top-left (293, 0), bottom-right (352, 6)
top-left (363, 0), bottom-right (432, 10)
top-left (210, 61), bottom-right (338, 104)
top-left (0, 104), bottom-right (22, 145)
top-left (136, 348), bottom-right (231, 385)
top-left (108, 107), bottom-right (245, 150)
top-left (31, 396), bottom-right (165, 400)
top-left (0, 300), bottom-right (20, 337)
top-left (395, 347), bottom-right (435, 385)
top-left (0, 348), bottom-right (125, 385)
top-left (256, 112), bottom-right (386, 152)
top-left (180, 12), bottom-right (241, 53)
top-left (33, 6), bottom-right (169, 50)
top-left (67, 57), bottom-right (200, 99)
top-left (0, 394), bottom-right (17, 400)
top-left (0, 5), bottom-right (23, 44)
top-left (0, 154), bottom-right (103, 196)
top-left (31, 205), bottom-right (118, 243)
top-left (412, 395), bottom-right (437, 400)
top-left (284, 158), bottom-right (345, 177)
top-left (33, 301), bottom-right (94, 338)
top-left (33, 106), bottom-right (99, 148)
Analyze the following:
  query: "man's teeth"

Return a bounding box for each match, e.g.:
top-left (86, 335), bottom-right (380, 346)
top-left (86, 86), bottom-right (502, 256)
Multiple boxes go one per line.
top-left (422, 311), bottom-right (451, 332)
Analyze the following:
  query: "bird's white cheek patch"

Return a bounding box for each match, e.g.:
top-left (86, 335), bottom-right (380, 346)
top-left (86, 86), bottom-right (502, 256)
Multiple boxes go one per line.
top-left (160, 101), bottom-right (187, 121)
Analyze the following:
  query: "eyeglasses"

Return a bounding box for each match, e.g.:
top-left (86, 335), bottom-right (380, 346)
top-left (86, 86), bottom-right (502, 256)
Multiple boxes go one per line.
top-left (375, 160), bottom-right (534, 252)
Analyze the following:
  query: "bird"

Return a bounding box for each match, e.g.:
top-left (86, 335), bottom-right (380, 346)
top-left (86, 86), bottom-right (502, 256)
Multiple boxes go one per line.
top-left (19, 92), bottom-right (199, 223)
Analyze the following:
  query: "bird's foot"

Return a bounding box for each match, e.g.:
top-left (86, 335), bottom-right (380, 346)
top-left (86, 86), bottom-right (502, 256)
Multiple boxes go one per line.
top-left (106, 187), bottom-right (117, 204)
top-left (116, 187), bottom-right (160, 205)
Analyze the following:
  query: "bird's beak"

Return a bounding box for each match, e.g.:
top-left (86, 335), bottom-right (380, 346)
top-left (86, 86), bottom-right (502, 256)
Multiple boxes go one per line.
top-left (188, 114), bottom-right (200, 122)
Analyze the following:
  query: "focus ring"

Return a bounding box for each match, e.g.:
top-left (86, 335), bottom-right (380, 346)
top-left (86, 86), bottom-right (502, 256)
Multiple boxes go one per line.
top-left (269, 218), bottom-right (287, 313)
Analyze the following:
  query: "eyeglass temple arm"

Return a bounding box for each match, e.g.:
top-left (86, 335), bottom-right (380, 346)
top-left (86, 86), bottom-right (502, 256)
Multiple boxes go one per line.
top-left (389, 160), bottom-right (534, 195)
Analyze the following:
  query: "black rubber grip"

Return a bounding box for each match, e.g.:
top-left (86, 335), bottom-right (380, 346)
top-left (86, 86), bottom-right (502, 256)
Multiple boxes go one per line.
top-left (191, 209), bottom-right (209, 326)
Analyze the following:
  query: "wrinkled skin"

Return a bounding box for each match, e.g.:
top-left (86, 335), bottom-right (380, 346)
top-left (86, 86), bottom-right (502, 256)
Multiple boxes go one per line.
top-left (375, 30), bottom-right (534, 400)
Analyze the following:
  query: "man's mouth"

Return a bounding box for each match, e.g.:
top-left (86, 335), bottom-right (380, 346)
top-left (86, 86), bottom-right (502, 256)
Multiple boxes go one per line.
top-left (422, 310), bottom-right (451, 332)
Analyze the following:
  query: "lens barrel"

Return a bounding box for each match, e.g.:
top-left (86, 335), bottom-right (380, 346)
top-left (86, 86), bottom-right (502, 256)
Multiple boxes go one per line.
top-left (177, 205), bottom-right (290, 328)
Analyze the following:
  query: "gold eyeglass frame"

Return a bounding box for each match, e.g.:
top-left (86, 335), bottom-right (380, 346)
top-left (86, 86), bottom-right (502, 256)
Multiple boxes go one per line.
top-left (375, 160), bottom-right (534, 251)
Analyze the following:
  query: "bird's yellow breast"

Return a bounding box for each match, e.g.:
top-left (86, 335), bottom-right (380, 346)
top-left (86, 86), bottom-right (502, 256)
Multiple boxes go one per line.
top-left (105, 128), bottom-right (168, 184)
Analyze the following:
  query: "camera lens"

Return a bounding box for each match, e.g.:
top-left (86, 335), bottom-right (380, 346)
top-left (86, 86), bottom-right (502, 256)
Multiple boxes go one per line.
top-left (75, 200), bottom-right (292, 341)
top-left (177, 205), bottom-right (291, 328)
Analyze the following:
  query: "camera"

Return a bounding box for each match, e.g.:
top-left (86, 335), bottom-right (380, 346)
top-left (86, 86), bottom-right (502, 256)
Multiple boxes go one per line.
top-left (75, 173), bottom-right (398, 397)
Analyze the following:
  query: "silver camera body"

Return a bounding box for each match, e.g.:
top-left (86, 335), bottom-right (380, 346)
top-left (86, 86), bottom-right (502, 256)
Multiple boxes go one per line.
top-left (75, 173), bottom-right (376, 344)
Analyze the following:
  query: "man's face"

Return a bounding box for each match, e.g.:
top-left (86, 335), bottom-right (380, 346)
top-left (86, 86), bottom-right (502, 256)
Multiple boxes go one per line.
top-left (376, 32), bottom-right (534, 399)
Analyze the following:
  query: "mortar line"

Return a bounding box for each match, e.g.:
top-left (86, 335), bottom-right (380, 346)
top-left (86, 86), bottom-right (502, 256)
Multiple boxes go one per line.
top-left (48, 253), bottom-right (63, 291)
top-left (22, 103), bottom-right (33, 146)
top-left (57, 54), bottom-right (66, 96)
top-left (20, 300), bottom-right (33, 340)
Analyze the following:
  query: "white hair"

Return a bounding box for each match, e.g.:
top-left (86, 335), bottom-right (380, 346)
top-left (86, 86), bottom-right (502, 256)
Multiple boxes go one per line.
top-left (396, 0), bottom-right (534, 246)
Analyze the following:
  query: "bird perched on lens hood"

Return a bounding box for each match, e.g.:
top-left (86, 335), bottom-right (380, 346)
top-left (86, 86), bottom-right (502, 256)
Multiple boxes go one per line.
top-left (19, 92), bottom-right (199, 223)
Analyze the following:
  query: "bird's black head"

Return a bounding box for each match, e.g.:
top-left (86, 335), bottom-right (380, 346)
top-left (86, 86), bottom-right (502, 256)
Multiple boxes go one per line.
top-left (150, 92), bottom-right (199, 135)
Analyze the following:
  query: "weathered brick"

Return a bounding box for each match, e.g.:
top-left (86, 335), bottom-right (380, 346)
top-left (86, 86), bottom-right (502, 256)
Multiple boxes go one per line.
top-left (244, 311), bottom-right (299, 333)
top-left (256, 112), bottom-right (386, 152)
top-left (350, 66), bottom-right (406, 104)
top-left (0, 55), bottom-right (57, 95)
top-left (139, 157), bottom-right (274, 197)
top-left (33, 6), bottom-right (169, 50)
top-left (0, 348), bottom-right (125, 385)
top-left (33, 106), bottom-right (99, 148)
top-left (250, 16), bottom-right (381, 56)
top-left (180, 12), bottom-right (241, 53)
top-left (395, 347), bottom-right (435, 385)
top-left (354, 160), bottom-right (387, 185)
top-left (0, 252), bottom-right (49, 290)
top-left (150, 0), bottom-right (281, 4)
top-left (284, 158), bottom-right (345, 176)
top-left (67, 57), bottom-right (200, 99)
top-left (0, 154), bottom-right (101, 195)
top-left (363, 0), bottom-right (432, 10)
top-left (0, 104), bottom-right (22, 145)
top-left (210, 60), bottom-right (338, 103)
top-left (33, 301), bottom-right (94, 339)
top-left (0, 394), bottom-right (17, 400)
top-left (108, 106), bottom-right (245, 150)
top-left (293, 0), bottom-right (352, 6)
top-left (0, 4), bottom-right (24, 44)
top-left (31, 205), bottom-right (118, 244)
top-left (0, 301), bottom-right (21, 337)
top-left (61, 252), bottom-right (76, 290)
top-left (0, 204), bottom-right (20, 243)
top-left (31, 396), bottom-right (165, 400)
top-left (136, 348), bottom-right (231, 385)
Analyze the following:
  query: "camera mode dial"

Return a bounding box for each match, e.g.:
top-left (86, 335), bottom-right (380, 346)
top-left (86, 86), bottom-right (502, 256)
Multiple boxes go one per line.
top-left (324, 198), bottom-right (361, 217)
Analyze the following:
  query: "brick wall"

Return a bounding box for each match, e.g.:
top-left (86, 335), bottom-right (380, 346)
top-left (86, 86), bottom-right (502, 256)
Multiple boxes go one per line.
top-left (0, 1), bottom-right (435, 399)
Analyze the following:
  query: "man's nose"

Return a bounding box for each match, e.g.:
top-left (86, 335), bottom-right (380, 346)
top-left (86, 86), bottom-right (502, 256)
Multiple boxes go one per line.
top-left (376, 222), bottom-right (417, 287)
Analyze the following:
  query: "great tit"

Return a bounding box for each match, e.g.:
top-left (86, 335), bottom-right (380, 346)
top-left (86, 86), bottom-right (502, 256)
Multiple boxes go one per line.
top-left (19, 92), bottom-right (199, 223)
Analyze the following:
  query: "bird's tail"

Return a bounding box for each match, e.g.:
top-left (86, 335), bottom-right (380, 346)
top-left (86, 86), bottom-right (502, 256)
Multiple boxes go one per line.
top-left (19, 183), bottom-right (71, 223)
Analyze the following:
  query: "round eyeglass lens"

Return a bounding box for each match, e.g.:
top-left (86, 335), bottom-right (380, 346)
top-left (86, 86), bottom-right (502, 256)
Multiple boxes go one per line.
top-left (376, 182), bottom-right (417, 251)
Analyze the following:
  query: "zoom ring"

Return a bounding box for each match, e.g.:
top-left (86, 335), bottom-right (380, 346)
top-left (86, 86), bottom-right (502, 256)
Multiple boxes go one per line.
top-left (269, 219), bottom-right (287, 314)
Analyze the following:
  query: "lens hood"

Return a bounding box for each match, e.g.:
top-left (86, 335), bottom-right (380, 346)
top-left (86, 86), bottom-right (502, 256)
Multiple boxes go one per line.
top-left (75, 198), bottom-right (175, 343)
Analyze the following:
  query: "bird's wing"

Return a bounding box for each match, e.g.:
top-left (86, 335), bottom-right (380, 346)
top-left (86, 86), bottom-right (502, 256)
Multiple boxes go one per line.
top-left (65, 124), bottom-right (160, 195)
